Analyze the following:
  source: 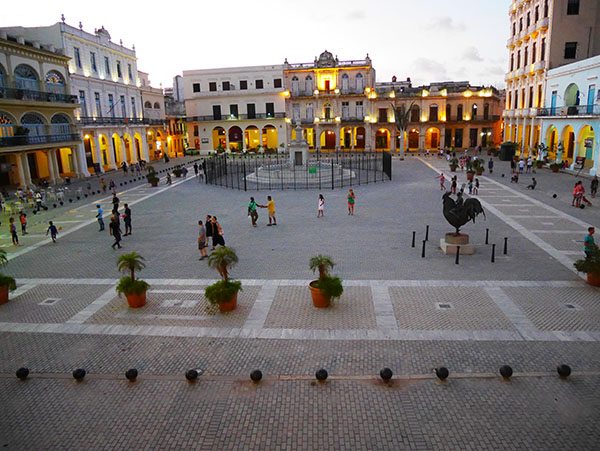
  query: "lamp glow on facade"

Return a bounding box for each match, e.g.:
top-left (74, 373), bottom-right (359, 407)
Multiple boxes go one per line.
top-left (463, 90), bottom-right (473, 98)
top-left (389, 91), bottom-right (395, 98)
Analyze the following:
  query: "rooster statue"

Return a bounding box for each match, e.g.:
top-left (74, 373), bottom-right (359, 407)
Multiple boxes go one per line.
top-left (442, 192), bottom-right (486, 235)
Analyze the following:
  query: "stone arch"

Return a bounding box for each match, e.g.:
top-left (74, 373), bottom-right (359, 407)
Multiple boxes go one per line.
top-left (228, 126), bottom-right (243, 151)
top-left (212, 126), bottom-right (226, 150)
top-left (45, 70), bottom-right (66, 94)
top-left (262, 124), bottom-right (278, 149)
top-left (341, 126), bottom-right (353, 149)
top-left (245, 125), bottom-right (260, 150)
top-left (319, 129), bottom-right (336, 150)
top-left (50, 113), bottom-right (71, 137)
top-left (144, 101), bottom-right (152, 108)
top-left (577, 124), bottom-right (595, 161)
top-left (560, 125), bottom-right (575, 162)
top-left (564, 83), bottom-right (580, 107)
top-left (545, 124), bottom-right (558, 158)
top-left (0, 63), bottom-right (6, 87)
top-left (375, 128), bottom-right (390, 150)
top-left (425, 127), bottom-right (441, 149)
top-left (408, 128), bottom-right (420, 150)
top-left (355, 126), bottom-right (366, 149)
top-left (14, 64), bottom-right (39, 90)
top-left (153, 102), bottom-right (160, 109)
top-left (20, 112), bottom-right (46, 136)
top-left (111, 132), bottom-right (124, 165)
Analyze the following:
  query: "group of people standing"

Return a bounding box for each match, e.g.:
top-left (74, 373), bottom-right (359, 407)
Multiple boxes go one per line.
top-left (96, 197), bottom-right (132, 249)
top-left (197, 215), bottom-right (225, 260)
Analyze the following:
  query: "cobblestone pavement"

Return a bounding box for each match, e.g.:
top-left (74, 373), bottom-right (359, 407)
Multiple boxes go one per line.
top-left (1, 156), bottom-right (600, 449)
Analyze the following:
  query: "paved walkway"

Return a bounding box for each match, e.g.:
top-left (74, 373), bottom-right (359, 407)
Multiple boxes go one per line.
top-left (1, 155), bottom-right (599, 449)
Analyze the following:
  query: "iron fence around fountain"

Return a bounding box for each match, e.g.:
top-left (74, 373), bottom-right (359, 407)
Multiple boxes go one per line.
top-left (204, 151), bottom-right (392, 191)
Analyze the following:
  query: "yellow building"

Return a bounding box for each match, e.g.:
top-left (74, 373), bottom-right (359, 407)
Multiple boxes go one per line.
top-left (0, 31), bottom-right (81, 187)
top-left (504, 0), bottom-right (600, 155)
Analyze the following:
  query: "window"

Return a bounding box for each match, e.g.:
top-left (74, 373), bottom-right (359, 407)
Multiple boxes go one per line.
top-left (229, 104), bottom-right (238, 118)
top-left (266, 102), bottom-right (274, 117)
top-left (567, 0), bottom-right (580, 15)
top-left (79, 90), bottom-right (87, 116)
top-left (541, 38), bottom-right (546, 61)
top-left (120, 95), bottom-right (126, 117)
top-left (526, 12), bottom-right (531, 27)
top-left (306, 102), bottom-right (314, 120)
top-left (529, 87), bottom-right (534, 108)
top-left (90, 52), bottom-right (97, 72)
top-left (510, 53), bottom-right (514, 71)
top-left (74, 47), bottom-right (82, 68)
top-left (193, 83), bottom-right (200, 93)
top-left (378, 108), bottom-right (388, 123)
top-left (209, 82), bottom-right (217, 92)
top-left (247, 103), bottom-right (256, 119)
top-left (305, 75), bottom-right (314, 93)
top-left (212, 105), bottom-right (221, 120)
top-left (544, 0), bottom-right (549, 17)
top-left (507, 92), bottom-right (512, 110)
top-left (410, 106), bottom-right (420, 122)
top-left (471, 104), bottom-right (478, 119)
top-left (240, 80), bottom-right (248, 90)
top-left (193, 125), bottom-right (199, 137)
top-left (355, 73), bottom-right (364, 92)
top-left (131, 97), bottom-right (136, 118)
top-left (222, 81), bottom-right (230, 91)
top-left (355, 101), bottom-right (363, 118)
top-left (108, 94), bottom-right (115, 118)
top-left (532, 42), bottom-right (537, 63)
top-left (128, 64), bottom-right (133, 80)
top-left (446, 104), bottom-right (451, 120)
top-left (537, 85), bottom-right (543, 108)
top-left (483, 103), bottom-right (490, 120)
top-left (519, 17), bottom-right (523, 31)
top-left (535, 6), bottom-right (539, 22)
top-left (514, 91), bottom-right (519, 109)
top-left (455, 128), bottom-right (463, 147)
top-left (290, 77), bottom-right (299, 95)
top-left (457, 104), bottom-right (463, 121)
top-left (255, 79), bottom-right (264, 89)
top-left (517, 50), bottom-right (521, 68)
top-left (524, 46), bottom-right (529, 66)
top-left (564, 42), bottom-right (578, 59)
top-left (521, 88), bottom-right (526, 108)
top-left (342, 101), bottom-right (349, 118)
top-left (274, 78), bottom-right (282, 88)
top-left (429, 105), bottom-right (438, 122)
top-left (104, 57), bottom-right (110, 77)
top-left (117, 61), bottom-right (122, 78)
top-left (512, 22), bottom-right (516, 36)
top-left (292, 103), bottom-right (301, 121)
top-left (94, 92), bottom-right (101, 117)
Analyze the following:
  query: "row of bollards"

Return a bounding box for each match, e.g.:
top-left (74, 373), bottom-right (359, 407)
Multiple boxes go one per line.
top-left (14, 364), bottom-right (573, 383)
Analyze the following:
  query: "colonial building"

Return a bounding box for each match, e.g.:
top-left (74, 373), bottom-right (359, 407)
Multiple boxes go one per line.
top-left (1, 19), bottom-right (154, 174)
top-left (183, 65), bottom-right (286, 152)
top-left (0, 30), bottom-right (80, 188)
top-left (139, 70), bottom-right (169, 160)
top-left (539, 55), bottom-right (599, 174)
top-left (504, 0), bottom-right (600, 155)
top-left (164, 83), bottom-right (187, 158)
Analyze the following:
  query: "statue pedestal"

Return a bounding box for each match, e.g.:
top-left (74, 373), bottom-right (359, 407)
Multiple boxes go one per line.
top-left (440, 233), bottom-right (475, 255)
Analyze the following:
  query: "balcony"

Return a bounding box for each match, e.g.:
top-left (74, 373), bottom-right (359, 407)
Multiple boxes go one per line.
top-left (76, 116), bottom-right (157, 126)
top-left (0, 133), bottom-right (80, 148)
top-left (187, 112), bottom-right (285, 122)
top-left (537, 16), bottom-right (549, 31)
top-left (533, 60), bottom-right (545, 72)
top-left (537, 105), bottom-right (600, 117)
top-left (0, 86), bottom-right (78, 104)
top-left (340, 116), bottom-right (365, 123)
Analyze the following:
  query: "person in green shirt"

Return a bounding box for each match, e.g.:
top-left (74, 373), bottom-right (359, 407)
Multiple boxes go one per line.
top-left (584, 227), bottom-right (595, 258)
top-left (248, 197), bottom-right (259, 227)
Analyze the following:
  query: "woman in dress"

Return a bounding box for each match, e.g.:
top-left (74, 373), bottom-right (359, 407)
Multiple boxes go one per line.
top-left (317, 194), bottom-right (325, 218)
top-left (197, 220), bottom-right (208, 260)
top-left (212, 216), bottom-right (225, 247)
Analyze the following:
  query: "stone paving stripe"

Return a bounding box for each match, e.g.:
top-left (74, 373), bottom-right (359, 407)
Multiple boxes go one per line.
top-left (10, 283), bottom-right (38, 298)
top-left (65, 286), bottom-right (118, 324)
top-left (483, 287), bottom-right (541, 340)
top-left (531, 230), bottom-right (583, 234)
top-left (370, 282), bottom-right (399, 329)
top-left (244, 281), bottom-right (279, 329)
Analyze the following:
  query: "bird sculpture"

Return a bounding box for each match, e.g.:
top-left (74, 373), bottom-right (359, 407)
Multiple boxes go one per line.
top-left (442, 192), bottom-right (485, 235)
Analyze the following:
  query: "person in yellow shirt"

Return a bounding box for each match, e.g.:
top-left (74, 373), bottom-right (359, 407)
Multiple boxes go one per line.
top-left (260, 195), bottom-right (277, 226)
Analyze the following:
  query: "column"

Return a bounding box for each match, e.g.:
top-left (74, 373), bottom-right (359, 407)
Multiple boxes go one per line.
top-left (336, 124), bottom-right (341, 150)
top-left (140, 131), bottom-right (150, 162)
top-left (92, 135), bottom-right (104, 173)
top-left (440, 126), bottom-right (446, 149)
top-left (365, 125), bottom-right (372, 151)
top-left (128, 133), bottom-right (138, 164)
top-left (106, 132), bottom-right (117, 170)
top-left (47, 150), bottom-right (57, 184)
top-left (52, 150), bottom-right (63, 183)
top-left (419, 126), bottom-right (425, 151)
top-left (15, 153), bottom-right (27, 188)
top-left (76, 143), bottom-right (91, 177)
top-left (70, 146), bottom-right (80, 175)
top-left (529, 117), bottom-right (536, 152)
top-left (591, 141), bottom-right (599, 176)
top-left (118, 135), bottom-right (127, 164)
top-left (390, 130), bottom-right (396, 152)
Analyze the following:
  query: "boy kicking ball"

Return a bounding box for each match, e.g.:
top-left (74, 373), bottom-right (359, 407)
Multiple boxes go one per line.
top-left (46, 221), bottom-right (59, 243)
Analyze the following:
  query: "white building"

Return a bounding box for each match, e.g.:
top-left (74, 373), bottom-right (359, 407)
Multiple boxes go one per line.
top-left (1, 20), bottom-right (154, 173)
top-left (183, 65), bottom-right (287, 152)
top-left (540, 55), bottom-right (599, 175)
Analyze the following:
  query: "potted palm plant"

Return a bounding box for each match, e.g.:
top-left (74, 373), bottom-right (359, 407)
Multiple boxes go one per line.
top-left (0, 249), bottom-right (16, 304)
top-left (205, 246), bottom-right (242, 312)
top-left (449, 158), bottom-right (459, 172)
top-left (472, 158), bottom-right (485, 176)
top-left (574, 244), bottom-right (600, 287)
top-left (549, 162), bottom-right (561, 173)
top-left (146, 165), bottom-right (159, 187)
top-left (116, 252), bottom-right (150, 308)
top-left (309, 255), bottom-right (343, 308)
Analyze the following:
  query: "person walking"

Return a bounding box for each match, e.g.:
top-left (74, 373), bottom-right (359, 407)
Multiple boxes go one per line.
top-left (9, 217), bottom-right (18, 246)
top-left (193, 162), bottom-right (199, 178)
top-left (112, 194), bottom-right (120, 214)
top-left (46, 221), bottom-right (58, 243)
top-left (96, 204), bottom-right (105, 231)
top-left (265, 195), bottom-right (277, 225)
top-left (450, 176), bottom-right (457, 194)
top-left (35, 191), bottom-right (43, 212)
top-left (205, 215), bottom-right (214, 250)
top-left (109, 179), bottom-right (116, 193)
top-left (317, 194), bottom-right (325, 218)
top-left (473, 178), bottom-right (480, 195)
top-left (100, 177), bottom-right (107, 194)
top-left (212, 216), bottom-right (225, 247)
top-left (109, 214), bottom-right (122, 249)
top-left (527, 178), bottom-right (537, 190)
top-left (123, 203), bottom-right (132, 236)
top-left (197, 220), bottom-right (208, 260)
top-left (248, 197), bottom-right (259, 227)
top-left (437, 173), bottom-right (446, 190)
top-left (488, 158), bottom-right (494, 174)
top-left (518, 158), bottom-right (525, 174)
top-left (526, 156), bottom-right (533, 174)
top-left (584, 227), bottom-right (595, 258)
top-left (591, 175), bottom-right (598, 198)
top-left (347, 189), bottom-right (355, 215)
top-left (19, 212), bottom-right (28, 235)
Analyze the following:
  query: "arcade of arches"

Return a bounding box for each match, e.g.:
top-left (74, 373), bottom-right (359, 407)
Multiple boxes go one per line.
top-left (542, 121), bottom-right (598, 174)
top-left (209, 125), bottom-right (280, 151)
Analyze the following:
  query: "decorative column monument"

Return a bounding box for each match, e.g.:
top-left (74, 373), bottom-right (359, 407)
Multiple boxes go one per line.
top-left (289, 123), bottom-right (309, 166)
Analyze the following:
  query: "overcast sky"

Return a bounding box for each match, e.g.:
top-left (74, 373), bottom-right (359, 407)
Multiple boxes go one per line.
top-left (1, 0), bottom-right (511, 90)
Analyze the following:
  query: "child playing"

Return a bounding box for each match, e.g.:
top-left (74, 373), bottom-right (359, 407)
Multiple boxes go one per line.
top-left (467, 180), bottom-right (473, 195)
top-left (46, 221), bottom-right (58, 243)
top-left (19, 212), bottom-right (27, 235)
top-left (9, 217), bottom-right (18, 245)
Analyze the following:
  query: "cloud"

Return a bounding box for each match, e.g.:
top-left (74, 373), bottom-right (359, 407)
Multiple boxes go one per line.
top-left (462, 46), bottom-right (483, 62)
top-left (429, 16), bottom-right (466, 32)
top-left (346, 10), bottom-right (366, 21)
top-left (412, 58), bottom-right (449, 80)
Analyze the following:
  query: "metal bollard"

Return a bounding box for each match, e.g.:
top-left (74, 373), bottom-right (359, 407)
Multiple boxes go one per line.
top-left (503, 237), bottom-right (508, 255)
top-left (455, 246), bottom-right (460, 265)
top-left (425, 225), bottom-right (430, 242)
top-left (412, 231), bottom-right (416, 248)
top-left (491, 244), bottom-right (496, 263)
top-left (485, 228), bottom-right (489, 245)
top-left (421, 240), bottom-right (426, 258)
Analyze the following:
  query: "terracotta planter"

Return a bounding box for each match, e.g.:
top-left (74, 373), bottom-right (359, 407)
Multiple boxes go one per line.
top-left (466, 171), bottom-right (475, 181)
top-left (450, 166), bottom-right (457, 172)
top-left (0, 285), bottom-right (9, 304)
top-left (218, 291), bottom-right (238, 312)
top-left (551, 167), bottom-right (559, 173)
top-left (309, 281), bottom-right (331, 308)
top-left (126, 291), bottom-right (147, 308)
top-left (587, 272), bottom-right (600, 287)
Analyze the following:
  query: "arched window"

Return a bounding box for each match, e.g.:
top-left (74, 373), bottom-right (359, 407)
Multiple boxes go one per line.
top-left (45, 70), bottom-right (66, 94)
top-left (51, 113), bottom-right (71, 136)
top-left (355, 73), bottom-right (364, 92)
top-left (471, 104), bottom-right (478, 119)
top-left (429, 104), bottom-right (439, 122)
top-left (0, 112), bottom-right (16, 138)
top-left (14, 64), bottom-right (39, 91)
top-left (0, 64), bottom-right (6, 88)
top-left (153, 102), bottom-right (160, 109)
top-left (323, 103), bottom-right (332, 120)
top-left (410, 105), bottom-right (420, 122)
top-left (341, 73), bottom-right (349, 93)
top-left (144, 101), bottom-right (152, 108)
top-left (21, 112), bottom-right (46, 136)
top-left (457, 104), bottom-right (464, 121)
top-left (446, 104), bottom-right (451, 121)
top-left (305, 75), bottom-right (314, 94)
top-left (291, 76), bottom-right (299, 95)
top-left (483, 103), bottom-right (490, 120)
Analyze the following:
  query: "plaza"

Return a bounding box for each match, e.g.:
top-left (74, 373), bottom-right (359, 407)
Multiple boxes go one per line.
top-left (1, 155), bottom-right (599, 449)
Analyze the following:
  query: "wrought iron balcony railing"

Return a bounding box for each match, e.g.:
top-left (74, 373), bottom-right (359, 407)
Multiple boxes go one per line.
top-left (0, 133), bottom-right (80, 148)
